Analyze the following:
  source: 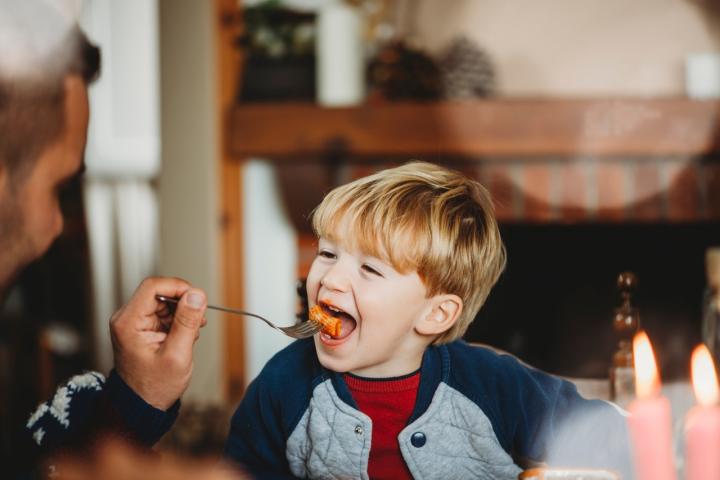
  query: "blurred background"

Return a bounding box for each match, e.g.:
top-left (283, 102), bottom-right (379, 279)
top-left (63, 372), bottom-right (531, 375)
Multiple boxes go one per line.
top-left (1, 0), bottom-right (720, 464)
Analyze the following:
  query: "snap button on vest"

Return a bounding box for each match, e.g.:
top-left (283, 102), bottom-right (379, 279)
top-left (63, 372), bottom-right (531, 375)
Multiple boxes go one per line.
top-left (410, 432), bottom-right (426, 447)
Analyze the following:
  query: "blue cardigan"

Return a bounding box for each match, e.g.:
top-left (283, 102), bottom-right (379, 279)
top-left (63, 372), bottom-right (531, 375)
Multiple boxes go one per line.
top-left (17, 370), bottom-right (177, 479)
top-left (224, 339), bottom-right (631, 479)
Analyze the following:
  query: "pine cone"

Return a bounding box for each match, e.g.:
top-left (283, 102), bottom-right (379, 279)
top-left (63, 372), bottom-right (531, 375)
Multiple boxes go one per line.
top-left (439, 37), bottom-right (495, 99)
top-left (367, 41), bottom-right (442, 100)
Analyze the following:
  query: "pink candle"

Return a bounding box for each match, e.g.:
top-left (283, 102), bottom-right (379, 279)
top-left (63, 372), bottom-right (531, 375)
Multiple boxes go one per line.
top-left (627, 331), bottom-right (677, 480)
top-left (685, 344), bottom-right (720, 480)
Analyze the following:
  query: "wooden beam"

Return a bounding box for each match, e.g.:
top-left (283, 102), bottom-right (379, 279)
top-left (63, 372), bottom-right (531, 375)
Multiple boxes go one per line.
top-left (215, 0), bottom-right (246, 404)
top-left (228, 99), bottom-right (720, 159)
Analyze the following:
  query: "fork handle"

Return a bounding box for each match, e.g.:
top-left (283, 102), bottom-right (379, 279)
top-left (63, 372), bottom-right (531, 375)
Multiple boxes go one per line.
top-left (155, 294), bottom-right (259, 319)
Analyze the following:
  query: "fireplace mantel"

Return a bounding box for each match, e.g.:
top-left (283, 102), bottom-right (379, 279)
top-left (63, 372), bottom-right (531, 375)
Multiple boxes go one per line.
top-left (227, 98), bottom-right (720, 159)
top-left (228, 99), bottom-right (720, 225)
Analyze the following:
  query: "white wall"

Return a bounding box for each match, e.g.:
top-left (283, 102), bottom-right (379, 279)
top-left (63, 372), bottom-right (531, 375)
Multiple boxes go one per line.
top-left (157, 2), bottom-right (298, 402)
top-left (80, 0), bottom-right (162, 374)
top-left (81, 0), bottom-right (161, 178)
top-left (158, 0), bottom-right (222, 404)
top-left (409, 0), bottom-right (718, 96)
top-left (243, 161), bottom-right (295, 383)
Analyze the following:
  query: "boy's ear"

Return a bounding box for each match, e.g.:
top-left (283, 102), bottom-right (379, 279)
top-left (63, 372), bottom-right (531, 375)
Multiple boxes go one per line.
top-left (416, 294), bottom-right (463, 336)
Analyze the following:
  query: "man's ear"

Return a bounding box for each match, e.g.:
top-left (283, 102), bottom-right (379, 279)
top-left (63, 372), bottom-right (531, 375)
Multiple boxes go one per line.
top-left (416, 294), bottom-right (463, 336)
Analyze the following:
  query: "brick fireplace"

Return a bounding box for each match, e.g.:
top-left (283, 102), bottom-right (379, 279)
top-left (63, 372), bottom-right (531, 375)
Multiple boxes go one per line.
top-left (475, 157), bottom-right (720, 223)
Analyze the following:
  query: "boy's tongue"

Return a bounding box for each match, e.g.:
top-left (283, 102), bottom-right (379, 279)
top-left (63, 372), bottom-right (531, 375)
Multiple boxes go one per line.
top-left (331, 311), bottom-right (356, 339)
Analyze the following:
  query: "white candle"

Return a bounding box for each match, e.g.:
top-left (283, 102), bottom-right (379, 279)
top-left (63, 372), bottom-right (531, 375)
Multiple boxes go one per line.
top-left (316, 0), bottom-right (364, 107)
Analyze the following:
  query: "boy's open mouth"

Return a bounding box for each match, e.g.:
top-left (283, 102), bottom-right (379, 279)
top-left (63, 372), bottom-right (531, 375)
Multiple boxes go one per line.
top-left (319, 301), bottom-right (357, 340)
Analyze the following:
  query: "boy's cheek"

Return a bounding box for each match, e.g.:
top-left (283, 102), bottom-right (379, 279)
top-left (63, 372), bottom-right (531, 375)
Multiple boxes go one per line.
top-left (305, 282), bottom-right (319, 304)
top-left (304, 272), bottom-right (319, 298)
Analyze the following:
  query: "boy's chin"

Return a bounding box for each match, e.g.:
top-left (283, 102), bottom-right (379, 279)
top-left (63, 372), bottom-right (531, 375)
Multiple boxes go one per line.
top-left (314, 342), bottom-right (354, 372)
top-left (316, 355), bottom-right (348, 373)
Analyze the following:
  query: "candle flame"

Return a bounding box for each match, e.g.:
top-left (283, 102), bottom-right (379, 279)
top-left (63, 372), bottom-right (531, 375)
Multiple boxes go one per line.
top-left (633, 331), bottom-right (660, 399)
top-left (691, 344), bottom-right (719, 407)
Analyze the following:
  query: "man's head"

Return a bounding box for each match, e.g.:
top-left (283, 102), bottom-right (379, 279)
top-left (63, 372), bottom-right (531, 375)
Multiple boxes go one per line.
top-left (306, 161), bottom-right (506, 376)
top-left (0, 0), bottom-right (100, 294)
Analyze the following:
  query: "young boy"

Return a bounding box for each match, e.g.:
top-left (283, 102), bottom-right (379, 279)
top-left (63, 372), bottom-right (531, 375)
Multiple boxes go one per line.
top-left (223, 162), bottom-right (629, 479)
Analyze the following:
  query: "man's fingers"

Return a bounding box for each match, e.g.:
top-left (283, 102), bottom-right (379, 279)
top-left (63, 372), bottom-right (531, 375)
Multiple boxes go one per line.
top-left (163, 288), bottom-right (207, 357)
top-left (132, 277), bottom-right (192, 317)
top-left (143, 331), bottom-right (168, 344)
top-left (112, 277), bottom-right (192, 333)
top-left (193, 318), bottom-right (206, 344)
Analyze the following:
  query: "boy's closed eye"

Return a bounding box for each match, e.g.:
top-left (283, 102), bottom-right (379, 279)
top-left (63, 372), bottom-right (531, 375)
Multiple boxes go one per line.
top-left (316, 247), bottom-right (385, 277)
top-left (361, 264), bottom-right (383, 277)
top-left (317, 249), bottom-right (336, 259)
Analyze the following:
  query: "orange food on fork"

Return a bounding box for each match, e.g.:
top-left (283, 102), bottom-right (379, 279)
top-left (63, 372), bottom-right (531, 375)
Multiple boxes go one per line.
top-left (309, 305), bottom-right (342, 337)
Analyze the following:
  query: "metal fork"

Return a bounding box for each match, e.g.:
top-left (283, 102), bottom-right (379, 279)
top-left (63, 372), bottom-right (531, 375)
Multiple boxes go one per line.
top-left (155, 295), bottom-right (321, 339)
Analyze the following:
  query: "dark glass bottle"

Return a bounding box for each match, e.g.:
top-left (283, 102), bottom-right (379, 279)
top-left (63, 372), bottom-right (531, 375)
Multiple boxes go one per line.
top-left (702, 248), bottom-right (720, 364)
top-left (609, 272), bottom-right (639, 408)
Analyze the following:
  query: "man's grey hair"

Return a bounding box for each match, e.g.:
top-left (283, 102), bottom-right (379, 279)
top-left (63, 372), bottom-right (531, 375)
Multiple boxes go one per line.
top-left (0, 0), bottom-right (100, 180)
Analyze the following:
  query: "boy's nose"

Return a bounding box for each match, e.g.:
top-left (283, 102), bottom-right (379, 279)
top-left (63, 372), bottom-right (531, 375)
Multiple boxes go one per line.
top-left (320, 265), bottom-right (350, 292)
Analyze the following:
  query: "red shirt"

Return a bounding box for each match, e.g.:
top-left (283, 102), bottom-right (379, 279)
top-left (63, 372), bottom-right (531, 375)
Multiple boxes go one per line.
top-left (344, 371), bottom-right (421, 479)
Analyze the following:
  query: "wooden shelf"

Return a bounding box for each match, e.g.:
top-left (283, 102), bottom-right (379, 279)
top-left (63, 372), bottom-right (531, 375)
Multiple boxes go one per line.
top-left (227, 99), bottom-right (720, 159)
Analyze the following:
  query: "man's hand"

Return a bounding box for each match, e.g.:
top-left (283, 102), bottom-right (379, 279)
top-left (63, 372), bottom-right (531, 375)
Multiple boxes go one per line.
top-left (110, 277), bottom-right (208, 410)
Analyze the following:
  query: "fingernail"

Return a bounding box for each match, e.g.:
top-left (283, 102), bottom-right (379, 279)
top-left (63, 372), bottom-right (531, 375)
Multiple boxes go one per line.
top-left (187, 292), bottom-right (204, 309)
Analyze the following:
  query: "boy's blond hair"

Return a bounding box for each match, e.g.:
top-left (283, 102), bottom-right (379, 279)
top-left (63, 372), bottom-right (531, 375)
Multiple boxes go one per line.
top-left (311, 161), bottom-right (506, 344)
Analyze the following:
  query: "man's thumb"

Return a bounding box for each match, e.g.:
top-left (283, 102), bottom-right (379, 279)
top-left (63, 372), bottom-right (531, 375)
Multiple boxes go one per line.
top-left (166, 289), bottom-right (207, 350)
